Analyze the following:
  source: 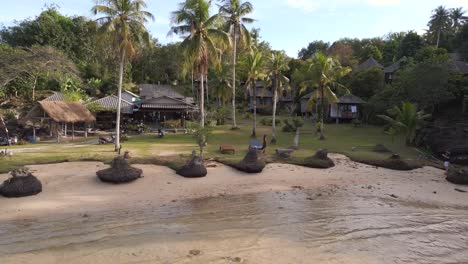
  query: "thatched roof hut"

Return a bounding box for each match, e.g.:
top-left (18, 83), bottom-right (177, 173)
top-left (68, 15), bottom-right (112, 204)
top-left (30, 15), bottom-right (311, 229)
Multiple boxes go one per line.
top-left (23, 101), bottom-right (95, 124)
top-left (22, 101), bottom-right (95, 142)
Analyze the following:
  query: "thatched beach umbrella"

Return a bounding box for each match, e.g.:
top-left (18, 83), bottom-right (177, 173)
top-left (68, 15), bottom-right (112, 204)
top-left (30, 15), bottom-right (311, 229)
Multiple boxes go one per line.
top-left (0, 168), bottom-right (42, 198)
top-left (97, 156), bottom-right (142, 183)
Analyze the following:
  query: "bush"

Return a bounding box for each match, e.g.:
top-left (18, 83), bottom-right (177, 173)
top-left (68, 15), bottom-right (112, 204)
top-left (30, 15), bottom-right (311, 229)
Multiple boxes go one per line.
top-left (164, 119), bottom-right (182, 129)
top-left (256, 106), bottom-right (273, 115)
top-left (282, 117), bottom-right (304, 132)
top-left (260, 117), bottom-right (281, 126)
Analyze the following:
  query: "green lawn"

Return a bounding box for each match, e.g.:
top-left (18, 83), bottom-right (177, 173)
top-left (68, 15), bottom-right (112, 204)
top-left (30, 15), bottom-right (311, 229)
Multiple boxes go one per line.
top-left (0, 117), bottom-right (430, 173)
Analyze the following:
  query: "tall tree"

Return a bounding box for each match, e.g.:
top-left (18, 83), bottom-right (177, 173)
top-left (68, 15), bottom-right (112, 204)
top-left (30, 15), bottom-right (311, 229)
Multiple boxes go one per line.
top-left (92, 0), bottom-right (155, 151)
top-left (266, 51), bottom-right (290, 143)
top-left (428, 6), bottom-right (451, 48)
top-left (302, 52), bottom-right (351, 139)
top-left (0, 45), bottom-right (79, 100)
top-left (298, 40), bottom-right (330, 60)
top-left (170, 0), bottom-right (230, 128)
top-left (244, 50), bottom-right (266, 138)
top-left (397, 31), bottom-right (423, 59)
top-left (219, 0), bottom-right (254, 129)
top-left (451, 7), bottom-right (467, 34)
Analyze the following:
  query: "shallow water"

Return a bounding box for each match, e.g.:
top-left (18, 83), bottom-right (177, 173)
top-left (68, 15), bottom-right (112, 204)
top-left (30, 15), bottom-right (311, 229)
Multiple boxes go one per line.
top-left (1, 190), bottom-right (468, 264)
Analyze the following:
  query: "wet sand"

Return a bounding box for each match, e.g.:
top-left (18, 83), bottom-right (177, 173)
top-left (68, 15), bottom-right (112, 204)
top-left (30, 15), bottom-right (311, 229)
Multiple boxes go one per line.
top-left (1, 154), bottom-right (468, 263)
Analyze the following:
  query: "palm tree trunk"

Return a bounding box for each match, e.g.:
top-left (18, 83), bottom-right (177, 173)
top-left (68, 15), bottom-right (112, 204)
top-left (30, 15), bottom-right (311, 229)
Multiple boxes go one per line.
top-left (115, 49), bottom-right (126, 151)
top-left (271, 78), bottom-right (278, 144)
top-left (206, 74), bottom-right (209, 103)
top-left (32, 75), bottom-right (38, 101)
top-left (436, 29), bottom-right (441, 48)
top-left (191, 68), bottom-right (196, 101)
top-left (200, 72), bottom-right (205, 127)
top-left (319, 85), bottom-right (325, 140)
top-left (252, 82), bottom-right (257, 138)
top-left (231, 26), bottom-right (238, 129)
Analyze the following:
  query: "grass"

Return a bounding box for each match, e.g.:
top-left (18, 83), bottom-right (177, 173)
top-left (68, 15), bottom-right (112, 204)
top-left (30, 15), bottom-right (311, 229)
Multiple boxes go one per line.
top-left (0, 117), bottom-right (428, 173)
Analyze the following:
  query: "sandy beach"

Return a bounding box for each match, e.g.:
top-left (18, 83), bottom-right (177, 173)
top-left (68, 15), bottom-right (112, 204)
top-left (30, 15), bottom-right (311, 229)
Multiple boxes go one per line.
top-left (1, 154), bottom-right (468, 263)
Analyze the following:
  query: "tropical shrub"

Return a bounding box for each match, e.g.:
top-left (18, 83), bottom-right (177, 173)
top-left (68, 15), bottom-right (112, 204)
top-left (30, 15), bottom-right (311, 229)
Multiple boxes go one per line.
top-left (282, 117), bottom-right (304, 132)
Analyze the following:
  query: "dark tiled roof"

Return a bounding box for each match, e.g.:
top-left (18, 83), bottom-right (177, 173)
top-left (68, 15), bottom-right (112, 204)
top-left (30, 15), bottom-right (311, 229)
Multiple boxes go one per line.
top-left (89, 95), bottom-right (134, 114)
top-left (355, 58), bottom-right (383, 72)
top-left (301, 92), bottom-right (365, 104)
top-left (42, 92), bottom-right (66, 102)
top-left (449, 53), bottom-right (468, 75)
top-left (140, 96), bottom-right (198, 111)
top-left (383, 57), bottom-right (408, 74)
top-left (338, 94), bottom-right (366, 104)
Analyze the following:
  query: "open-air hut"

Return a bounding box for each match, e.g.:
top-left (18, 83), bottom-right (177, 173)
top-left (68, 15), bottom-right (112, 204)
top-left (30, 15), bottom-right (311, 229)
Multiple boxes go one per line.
top-left (22, 101), bottom-right (95, 142)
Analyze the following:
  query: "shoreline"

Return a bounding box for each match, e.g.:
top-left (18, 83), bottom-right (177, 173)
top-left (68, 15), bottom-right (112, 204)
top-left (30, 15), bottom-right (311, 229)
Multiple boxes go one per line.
top-left (1, 154), bottom-right (468, 263)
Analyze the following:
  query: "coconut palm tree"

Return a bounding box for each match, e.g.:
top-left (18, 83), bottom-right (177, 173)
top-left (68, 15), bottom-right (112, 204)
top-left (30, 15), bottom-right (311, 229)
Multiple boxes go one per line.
top-left (170, 0), bottom-right (230, 127)
top-left (92, 0), bottom-right (154, 151)
top-left (301, 52), bottom-right (351, 140)
top-left (451, 7), bottom-right (467, 34)
top-left (243, 50), bottom-right (266, 138)
top-left (266, 51), bottom-right (290, 144)
top-left (378, 102), bottom-right (430, 146)
top-left (428, 6), bottom-right (451, 48)
top-left (219, 0), bottom-right (254, 129)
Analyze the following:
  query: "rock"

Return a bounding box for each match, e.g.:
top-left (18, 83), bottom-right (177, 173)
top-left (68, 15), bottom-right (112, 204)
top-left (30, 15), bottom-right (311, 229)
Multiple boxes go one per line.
top-left (300, 149), bottom-right (335, 169)
top-left (313, 149), bottom-right (329, 160)
top-left (446, 167), bottom-right (468, 185)
top-left (177, 155), bottom-right (207, 178)
top-left (232, 149), bottom-right (266, 173)
top-left (373, 144), bottom-right (391, 153)
top-left (189, 249), bottom-right (201, 256)
top-left (96, 156), bottom-right (143, 183)
top-left (0, 169), bottom-right (42, 198)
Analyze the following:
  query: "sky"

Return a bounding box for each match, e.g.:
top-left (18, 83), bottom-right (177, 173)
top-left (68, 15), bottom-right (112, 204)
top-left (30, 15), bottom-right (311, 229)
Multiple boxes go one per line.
top-left (0, 0), bottom-right (467, 57)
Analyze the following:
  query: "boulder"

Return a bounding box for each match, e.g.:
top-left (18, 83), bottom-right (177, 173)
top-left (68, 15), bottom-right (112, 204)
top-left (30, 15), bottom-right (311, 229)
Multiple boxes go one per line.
top-left (373, 144), bottom-right (391, 153)
top-left (446, 167), bottom-right (468, 185)
top-left (97, 156), bottom-right (142, 183)
top-left (177, 155), bottom-right (207, 178)
top-left (233, 149), bottom-right (266, 173)
top-left (302, 149), bottom-right (335, 168)
top-left (0, 169), bottom-right (42, 198)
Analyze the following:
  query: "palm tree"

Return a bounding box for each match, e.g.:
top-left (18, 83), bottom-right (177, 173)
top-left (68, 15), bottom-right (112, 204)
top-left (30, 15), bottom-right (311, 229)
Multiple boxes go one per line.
top-left (219, 0), bottom-right (254, 129)
top-left (170, 0), bottom-right (230, 127)
top-left (301, 52), bottom-right (351, 140)
top-left (451, 7), bottom-right (467, 34)
top-left (378, 102), bottom-right (430, 146)
top-left (244, 50), bottom-right (266, 138)
top-left (92, 0), bottom-right (154, 151)
top-left (428, 6), bottom-right (450, 48)
top-left (266, 51), bottom-right (290, 144)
